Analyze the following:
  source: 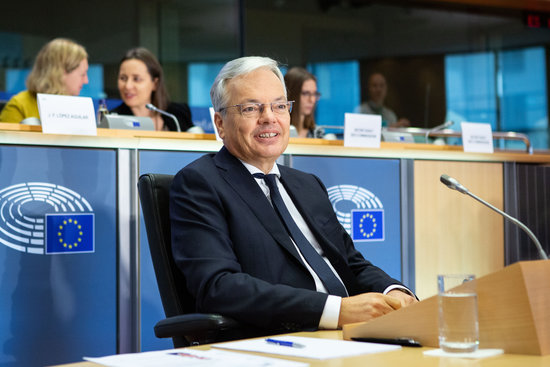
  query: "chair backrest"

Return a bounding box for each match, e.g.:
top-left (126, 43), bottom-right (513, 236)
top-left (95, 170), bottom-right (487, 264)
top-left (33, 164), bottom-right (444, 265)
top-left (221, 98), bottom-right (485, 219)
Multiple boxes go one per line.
top-left (138, 173), bottom-right (194, 317)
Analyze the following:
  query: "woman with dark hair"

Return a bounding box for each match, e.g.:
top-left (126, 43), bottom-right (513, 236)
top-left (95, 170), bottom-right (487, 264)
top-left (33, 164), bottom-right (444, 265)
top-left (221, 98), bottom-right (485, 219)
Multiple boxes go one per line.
top-left (284, 67), bottom-right (323, 138)
top-left (111, 47), bottom-right (194, 132)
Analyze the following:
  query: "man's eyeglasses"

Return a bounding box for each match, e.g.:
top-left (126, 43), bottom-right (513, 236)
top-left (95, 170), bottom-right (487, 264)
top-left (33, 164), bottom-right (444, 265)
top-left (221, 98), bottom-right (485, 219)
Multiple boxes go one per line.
top-left (301, 91), bottom-right (321, 99)
top-left (219, 101), bottom-right (294, 118)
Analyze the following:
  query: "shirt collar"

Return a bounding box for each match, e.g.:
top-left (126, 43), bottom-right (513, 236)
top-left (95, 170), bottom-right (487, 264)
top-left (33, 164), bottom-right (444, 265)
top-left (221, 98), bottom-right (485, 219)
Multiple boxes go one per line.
top-left (240, 160), bottom-right (281, 178)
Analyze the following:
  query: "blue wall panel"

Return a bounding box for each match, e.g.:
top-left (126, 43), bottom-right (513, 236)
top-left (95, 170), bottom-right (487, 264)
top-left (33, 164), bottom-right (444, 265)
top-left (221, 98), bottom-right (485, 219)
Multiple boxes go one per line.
top-left (291, 156), bottom-right (402, 281)
top-left (0, 146), bottom-right (117, 367)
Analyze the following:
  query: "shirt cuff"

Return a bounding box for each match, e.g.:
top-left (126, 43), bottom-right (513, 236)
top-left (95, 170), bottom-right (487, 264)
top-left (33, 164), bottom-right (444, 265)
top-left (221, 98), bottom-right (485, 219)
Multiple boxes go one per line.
top-left (318, 295), bottom-right (342, 329)
top-left (383, 284), bottom-right (415, 297)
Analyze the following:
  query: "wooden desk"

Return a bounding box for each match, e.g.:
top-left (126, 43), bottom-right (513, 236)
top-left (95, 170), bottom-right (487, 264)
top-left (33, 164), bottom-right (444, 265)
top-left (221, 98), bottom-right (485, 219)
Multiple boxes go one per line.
top-left (2, 124), bottom-right (549, 364)
top-left (51, 330), bottom-right (550, 367)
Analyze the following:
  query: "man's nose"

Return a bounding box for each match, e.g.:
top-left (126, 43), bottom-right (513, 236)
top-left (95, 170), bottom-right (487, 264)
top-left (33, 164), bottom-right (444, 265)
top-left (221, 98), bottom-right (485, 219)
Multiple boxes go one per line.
top-left (259, 104), bottom-right (276, 120)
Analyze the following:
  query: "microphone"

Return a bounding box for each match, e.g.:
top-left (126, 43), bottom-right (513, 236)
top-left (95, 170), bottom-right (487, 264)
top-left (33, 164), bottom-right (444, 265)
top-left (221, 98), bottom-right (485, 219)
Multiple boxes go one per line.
top-left (440, 174), bottom-right (468, 194)
top-left (312, 125), bottom-right (325, 139)
top-left (440, 174), bottom-right (548, 260)
top-left (425, 120), bottom-right (453, 143)
top-left (146, 103), bottom-right (181, 132)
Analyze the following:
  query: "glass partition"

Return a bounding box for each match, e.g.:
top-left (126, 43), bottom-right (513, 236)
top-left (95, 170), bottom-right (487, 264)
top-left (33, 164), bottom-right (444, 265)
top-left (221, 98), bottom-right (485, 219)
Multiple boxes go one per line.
top-left (0, 0), bottom-right (548, 149)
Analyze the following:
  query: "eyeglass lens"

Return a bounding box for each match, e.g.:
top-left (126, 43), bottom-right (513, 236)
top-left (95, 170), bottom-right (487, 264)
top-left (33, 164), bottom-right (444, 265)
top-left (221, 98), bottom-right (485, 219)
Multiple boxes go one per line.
top-left (301, 91), bottom-right (321, 98)
top-left (239, 102), bottom-right (293, 117)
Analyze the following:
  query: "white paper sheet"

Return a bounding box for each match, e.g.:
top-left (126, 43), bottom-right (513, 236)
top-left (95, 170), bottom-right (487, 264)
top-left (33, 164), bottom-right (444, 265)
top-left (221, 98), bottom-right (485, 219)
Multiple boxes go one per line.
top-left (84, 348), bottom-right (308, 367)
top-left (212, 336), bottom-right (400, 360)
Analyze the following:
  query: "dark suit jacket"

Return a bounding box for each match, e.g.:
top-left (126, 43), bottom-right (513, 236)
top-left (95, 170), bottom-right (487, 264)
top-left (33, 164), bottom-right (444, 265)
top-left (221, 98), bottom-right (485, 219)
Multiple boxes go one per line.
top-left (110, 102), bottom-right (193, 132)
top-left (170, 146), bottom-right (403, 332)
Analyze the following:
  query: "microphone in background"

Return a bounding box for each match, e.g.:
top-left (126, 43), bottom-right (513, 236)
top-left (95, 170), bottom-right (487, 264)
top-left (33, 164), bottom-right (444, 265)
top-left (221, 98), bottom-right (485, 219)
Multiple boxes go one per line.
top-left (425, 120), bottom-right (453, 143)
top-left (440, 174), bottom-right (548, 260)
top-left (312, 125), bottom-right (325, 139)
top-left (146, 103), bottom-right (181, 132)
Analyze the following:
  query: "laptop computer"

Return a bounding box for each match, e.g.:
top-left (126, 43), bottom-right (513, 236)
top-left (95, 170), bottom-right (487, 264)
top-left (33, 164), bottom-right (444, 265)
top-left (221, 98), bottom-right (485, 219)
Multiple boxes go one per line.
top-left (99, 114), bottom-right (155, 131)
top-left (381, 130), bottom-right (415, 143)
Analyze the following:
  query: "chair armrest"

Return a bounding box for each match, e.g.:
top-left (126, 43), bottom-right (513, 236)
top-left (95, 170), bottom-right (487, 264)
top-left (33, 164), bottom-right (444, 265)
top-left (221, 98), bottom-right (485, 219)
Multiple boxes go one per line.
top-left (154, 313), bottom-right (241, 339)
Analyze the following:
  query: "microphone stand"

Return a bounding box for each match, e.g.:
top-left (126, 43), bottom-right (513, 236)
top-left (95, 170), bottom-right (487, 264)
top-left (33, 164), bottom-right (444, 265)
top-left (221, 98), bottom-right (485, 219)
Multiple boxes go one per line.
top-left (146, 103), bottom-right (181, 132)
top-left (440, 174), bottom-right (548, 260)
top-left (425, 121), bottom-right (453, 143)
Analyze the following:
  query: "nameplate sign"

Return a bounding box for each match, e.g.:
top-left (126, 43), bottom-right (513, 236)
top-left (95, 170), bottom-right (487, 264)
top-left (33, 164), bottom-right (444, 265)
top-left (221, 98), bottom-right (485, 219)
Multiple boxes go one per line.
top-left (344, 113), bottom-right (381, 148)
top-left (461, 122), bottom-right (494, 153)
top-left (37, 93), bottom-right (97, 136)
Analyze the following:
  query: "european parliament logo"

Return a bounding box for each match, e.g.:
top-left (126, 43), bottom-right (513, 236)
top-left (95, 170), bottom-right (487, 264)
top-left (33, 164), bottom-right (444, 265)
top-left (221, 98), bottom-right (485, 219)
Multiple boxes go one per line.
top-left (327, 184), bottom-right (385, 242)
top-left (0, 182), bottom-right (95, 255)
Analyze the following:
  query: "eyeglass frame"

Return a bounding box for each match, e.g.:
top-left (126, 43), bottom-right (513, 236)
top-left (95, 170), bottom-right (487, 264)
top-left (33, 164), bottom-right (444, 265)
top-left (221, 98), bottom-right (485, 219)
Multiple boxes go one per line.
top-left (218, 101), bottom-right (294, 117)
top-left (301, 91), bottom-right (322, 99)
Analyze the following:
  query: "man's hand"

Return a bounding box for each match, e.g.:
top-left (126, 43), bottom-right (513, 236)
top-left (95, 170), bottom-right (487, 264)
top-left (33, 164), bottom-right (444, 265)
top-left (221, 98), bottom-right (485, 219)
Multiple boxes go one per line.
top-left (338, 293), bottom-right (402, 327)
top-left (337, 291), bottom-right (418, 327)
top-left (386, 289), bottom-right (418, 307)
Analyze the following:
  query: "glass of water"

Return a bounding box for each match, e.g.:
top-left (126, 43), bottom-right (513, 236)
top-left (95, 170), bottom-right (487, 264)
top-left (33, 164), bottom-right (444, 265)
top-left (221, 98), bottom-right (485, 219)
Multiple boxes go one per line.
top-left (438, 274), bottom-right (479, 353)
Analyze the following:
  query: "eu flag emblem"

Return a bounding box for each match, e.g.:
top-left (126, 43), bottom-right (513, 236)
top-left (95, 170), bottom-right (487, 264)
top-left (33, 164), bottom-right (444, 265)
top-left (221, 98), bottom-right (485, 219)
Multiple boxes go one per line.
top-left (351, 209), bottom-right (384, 241)
top-left (45, 213), bottom-right (95, 254)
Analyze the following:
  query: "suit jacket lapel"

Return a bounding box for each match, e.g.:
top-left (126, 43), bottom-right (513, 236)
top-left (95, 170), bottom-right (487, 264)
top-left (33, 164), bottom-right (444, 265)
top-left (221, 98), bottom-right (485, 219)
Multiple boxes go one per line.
top-left (279, 166), bottom-right (359, 293)
top-left (213, 148), bottom-right (304, 264)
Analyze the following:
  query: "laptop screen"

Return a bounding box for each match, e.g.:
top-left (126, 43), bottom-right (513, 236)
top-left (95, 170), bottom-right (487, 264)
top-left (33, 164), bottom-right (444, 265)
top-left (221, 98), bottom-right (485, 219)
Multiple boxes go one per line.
top-left (381, 131), bottom-right (415, 143)
top-left (99, 114), bottom-right (155, 131)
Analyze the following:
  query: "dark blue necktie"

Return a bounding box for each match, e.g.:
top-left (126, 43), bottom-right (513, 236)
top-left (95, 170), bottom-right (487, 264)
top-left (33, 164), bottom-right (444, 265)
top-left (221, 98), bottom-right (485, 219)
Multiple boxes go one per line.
top-left (254, 173), bottom-right (348, 297)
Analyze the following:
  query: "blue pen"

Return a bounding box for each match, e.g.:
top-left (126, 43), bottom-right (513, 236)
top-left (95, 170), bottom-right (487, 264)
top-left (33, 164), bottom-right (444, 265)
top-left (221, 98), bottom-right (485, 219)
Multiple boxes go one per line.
top-left (265, 338), bottom-right (305, 348)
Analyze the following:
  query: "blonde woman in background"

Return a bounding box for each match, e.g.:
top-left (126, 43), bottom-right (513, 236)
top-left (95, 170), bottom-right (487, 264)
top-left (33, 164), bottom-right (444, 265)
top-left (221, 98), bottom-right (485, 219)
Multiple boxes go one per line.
top-left (0, 38), bottom-right (89, 123)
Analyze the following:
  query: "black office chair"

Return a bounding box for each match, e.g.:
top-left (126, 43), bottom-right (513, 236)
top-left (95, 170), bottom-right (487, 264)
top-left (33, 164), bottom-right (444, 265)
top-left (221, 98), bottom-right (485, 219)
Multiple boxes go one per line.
top-left (138, 173), bottom-right (262, 347)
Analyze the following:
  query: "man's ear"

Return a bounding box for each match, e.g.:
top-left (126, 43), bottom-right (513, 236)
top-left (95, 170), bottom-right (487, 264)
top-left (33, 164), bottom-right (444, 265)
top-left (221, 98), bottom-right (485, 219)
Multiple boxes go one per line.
top-left (214, 112), bottom-right (225, 139)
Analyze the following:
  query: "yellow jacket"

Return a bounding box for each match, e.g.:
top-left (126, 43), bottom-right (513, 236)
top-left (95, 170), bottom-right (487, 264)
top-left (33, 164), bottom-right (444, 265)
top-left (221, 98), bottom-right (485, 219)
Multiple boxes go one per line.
top-left (0, 90), bottom-right (40, 123)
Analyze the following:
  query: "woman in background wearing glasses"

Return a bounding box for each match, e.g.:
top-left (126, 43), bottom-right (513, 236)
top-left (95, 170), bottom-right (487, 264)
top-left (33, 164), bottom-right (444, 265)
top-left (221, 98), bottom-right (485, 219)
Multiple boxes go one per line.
top-left (284, 67), bottom-right (324, 138)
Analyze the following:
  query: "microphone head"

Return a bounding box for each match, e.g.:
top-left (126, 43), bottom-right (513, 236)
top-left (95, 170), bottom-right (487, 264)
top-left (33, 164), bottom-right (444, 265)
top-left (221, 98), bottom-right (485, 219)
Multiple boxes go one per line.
top-left (440, 174), bottom-right (453, 187)
top-left (145, 103), bottom-right (156, 111)
top-left (440, 174), bottom-right (468, 194)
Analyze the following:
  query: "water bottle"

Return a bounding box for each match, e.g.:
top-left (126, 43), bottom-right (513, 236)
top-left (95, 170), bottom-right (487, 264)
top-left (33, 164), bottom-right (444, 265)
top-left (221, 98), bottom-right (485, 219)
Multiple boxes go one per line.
top-left (97, 99), bottom-right (108, 126)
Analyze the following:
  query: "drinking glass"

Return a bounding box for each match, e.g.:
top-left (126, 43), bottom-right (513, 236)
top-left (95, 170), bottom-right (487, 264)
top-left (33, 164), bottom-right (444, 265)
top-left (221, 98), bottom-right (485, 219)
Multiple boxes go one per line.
top-left (438, 274), bottom-right (479, 353)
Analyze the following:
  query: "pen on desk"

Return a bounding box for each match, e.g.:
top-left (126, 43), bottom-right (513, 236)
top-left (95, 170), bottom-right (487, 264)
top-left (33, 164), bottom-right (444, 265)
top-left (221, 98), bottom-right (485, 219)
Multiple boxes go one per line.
top-left (265, 338), bottom-right (306, 348)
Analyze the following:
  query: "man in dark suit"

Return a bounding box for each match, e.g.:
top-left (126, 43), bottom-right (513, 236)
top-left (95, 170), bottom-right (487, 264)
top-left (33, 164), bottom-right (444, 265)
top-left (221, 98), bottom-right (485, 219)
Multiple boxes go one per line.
top-left (170, 56), bottom-right (417, 333)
